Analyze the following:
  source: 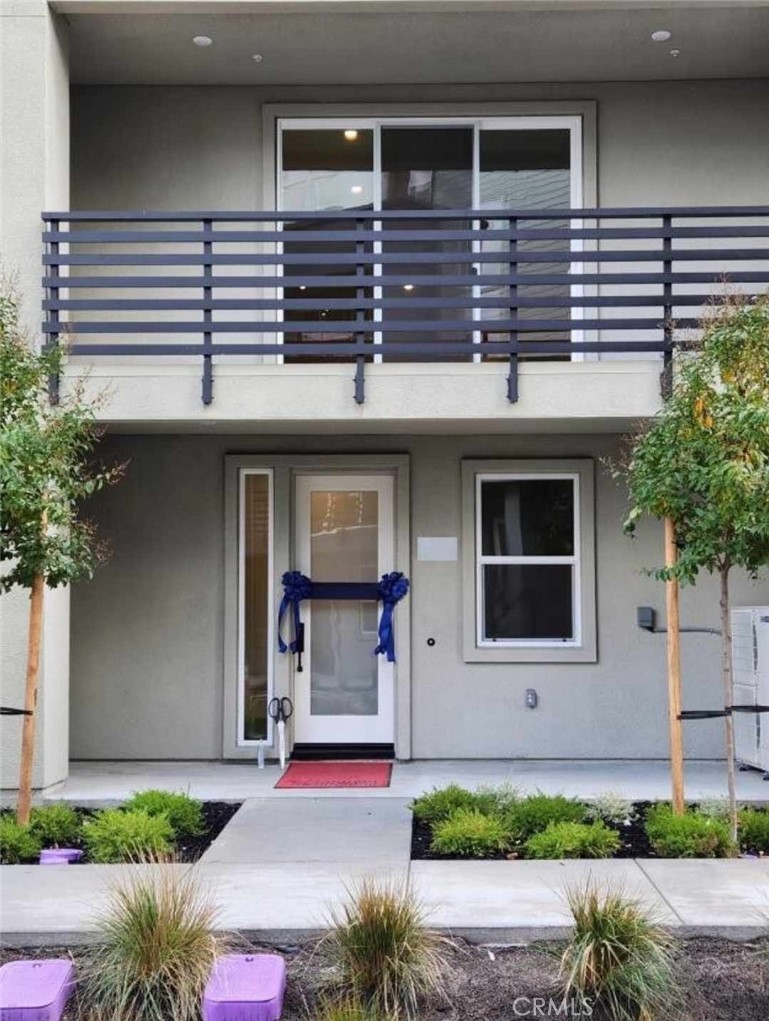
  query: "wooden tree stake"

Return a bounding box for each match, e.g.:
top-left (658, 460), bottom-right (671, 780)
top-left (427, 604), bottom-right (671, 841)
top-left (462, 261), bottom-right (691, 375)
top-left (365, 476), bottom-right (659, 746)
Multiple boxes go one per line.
top-left (16, 573), bottom-right (45, 826)
top-left (664, 517), bottom-right (685, 814)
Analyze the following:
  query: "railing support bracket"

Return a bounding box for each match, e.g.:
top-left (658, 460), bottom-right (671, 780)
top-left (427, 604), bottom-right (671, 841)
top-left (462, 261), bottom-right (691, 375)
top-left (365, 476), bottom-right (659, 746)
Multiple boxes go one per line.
top-left (507, 355), bottom-right (519, 403)
top-left (354, 357), bottom-right (365, 405)
top-left (202, 356), bottom-right (214, 405)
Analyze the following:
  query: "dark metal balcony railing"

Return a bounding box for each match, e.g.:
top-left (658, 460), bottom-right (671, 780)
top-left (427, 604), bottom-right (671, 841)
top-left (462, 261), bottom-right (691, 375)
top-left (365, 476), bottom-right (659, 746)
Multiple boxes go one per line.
top-left (42, 207), bottom-right (769, 405)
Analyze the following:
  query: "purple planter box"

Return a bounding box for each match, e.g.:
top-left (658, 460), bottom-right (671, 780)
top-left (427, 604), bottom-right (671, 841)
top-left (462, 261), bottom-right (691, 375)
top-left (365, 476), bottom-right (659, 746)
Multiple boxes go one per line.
top-left (0, 960), bottom-right (75, 1021)
top-left (203, 954), bottom-right (286, 1021)
top-left (39, 849), bottom-right (83, 865)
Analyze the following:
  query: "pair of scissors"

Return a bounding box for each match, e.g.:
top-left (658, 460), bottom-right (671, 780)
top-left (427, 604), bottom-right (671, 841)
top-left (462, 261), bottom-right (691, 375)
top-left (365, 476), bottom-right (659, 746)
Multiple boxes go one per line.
top-left (268, 697), bottom-right (294, 769)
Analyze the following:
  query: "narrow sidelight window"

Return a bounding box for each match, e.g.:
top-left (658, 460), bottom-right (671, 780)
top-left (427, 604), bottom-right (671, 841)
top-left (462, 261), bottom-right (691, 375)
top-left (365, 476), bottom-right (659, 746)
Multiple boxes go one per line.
top-left (476, 474), bottom-right (579, 645)
top-left (239, 470), bottom-right (273, 742)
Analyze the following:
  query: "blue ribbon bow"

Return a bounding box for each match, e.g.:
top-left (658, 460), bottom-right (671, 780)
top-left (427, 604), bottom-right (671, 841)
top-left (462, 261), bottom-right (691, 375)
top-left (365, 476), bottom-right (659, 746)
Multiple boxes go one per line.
top-left (374, 571), bottom-right (410, 663)
top-left (277, 571), bottom-right (313, 654)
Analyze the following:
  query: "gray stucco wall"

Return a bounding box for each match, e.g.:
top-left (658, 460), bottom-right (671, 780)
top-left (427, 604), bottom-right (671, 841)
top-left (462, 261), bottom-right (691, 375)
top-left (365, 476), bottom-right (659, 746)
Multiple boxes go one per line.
top-left (66, 79), bottom-right (769, 761)
top-left (70, 433), bottom-right (769, 761)
top-left (71, 79), bottom-right (769, 209)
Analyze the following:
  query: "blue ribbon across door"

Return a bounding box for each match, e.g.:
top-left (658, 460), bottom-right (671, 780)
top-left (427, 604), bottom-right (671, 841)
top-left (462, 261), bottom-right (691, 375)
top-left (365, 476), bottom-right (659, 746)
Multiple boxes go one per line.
top-left (277, 570), bottom-right (409, 664)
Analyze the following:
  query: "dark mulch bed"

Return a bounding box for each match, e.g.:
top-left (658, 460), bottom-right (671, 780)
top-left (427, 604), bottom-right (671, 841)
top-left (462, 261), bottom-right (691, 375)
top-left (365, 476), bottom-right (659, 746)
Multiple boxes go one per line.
top-left (2, 936), bottom-right (767, 1020)
top-left (177, 801), bottom-right (241, 862)
top-left (2, 802), bottom-right (241, 865)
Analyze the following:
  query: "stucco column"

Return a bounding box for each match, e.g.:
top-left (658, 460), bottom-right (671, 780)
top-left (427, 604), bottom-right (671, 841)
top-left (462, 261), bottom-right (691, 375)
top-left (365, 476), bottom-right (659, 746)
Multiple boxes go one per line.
top-left (1, 0), bottom-right (70, 789)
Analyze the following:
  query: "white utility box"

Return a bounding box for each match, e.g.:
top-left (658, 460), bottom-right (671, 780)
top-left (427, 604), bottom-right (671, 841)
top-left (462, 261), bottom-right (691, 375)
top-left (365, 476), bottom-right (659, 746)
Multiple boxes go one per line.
top-left (731, 606), bottom-right (769, 773)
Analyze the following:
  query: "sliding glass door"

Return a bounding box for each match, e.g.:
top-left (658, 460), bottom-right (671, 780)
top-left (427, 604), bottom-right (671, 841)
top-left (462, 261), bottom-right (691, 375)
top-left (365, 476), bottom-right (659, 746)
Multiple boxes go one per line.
top-left (277, 116), bottom-right (581, 361)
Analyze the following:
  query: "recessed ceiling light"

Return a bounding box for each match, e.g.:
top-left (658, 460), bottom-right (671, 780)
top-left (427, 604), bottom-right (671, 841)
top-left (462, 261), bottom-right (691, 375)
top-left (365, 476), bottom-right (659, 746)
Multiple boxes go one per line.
top-left (192, 35), bottom-right (213, 47)
top-left (670, 48), bottom-right (681, 57)
top-left (403, 284), bottom-right (415, 292)
top-left (252, 53), bottom-right (263, 63)
top-left (350, 185), bottom-right (364, 195)
top-left (344, 130), bottom-right (359, 141)
top-left (651, 30), bottom-right (672, 42)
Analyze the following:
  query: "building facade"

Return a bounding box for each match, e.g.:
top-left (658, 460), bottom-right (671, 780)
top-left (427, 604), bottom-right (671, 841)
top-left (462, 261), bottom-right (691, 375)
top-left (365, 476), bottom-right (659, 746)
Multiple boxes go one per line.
top-left (2, 0), bottom-right (769, 787)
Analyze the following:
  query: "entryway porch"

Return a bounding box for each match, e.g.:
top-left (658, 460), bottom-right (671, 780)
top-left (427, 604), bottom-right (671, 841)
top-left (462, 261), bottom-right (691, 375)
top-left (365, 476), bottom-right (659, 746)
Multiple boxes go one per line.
top-left (21, 758), bottom-right (769, 806)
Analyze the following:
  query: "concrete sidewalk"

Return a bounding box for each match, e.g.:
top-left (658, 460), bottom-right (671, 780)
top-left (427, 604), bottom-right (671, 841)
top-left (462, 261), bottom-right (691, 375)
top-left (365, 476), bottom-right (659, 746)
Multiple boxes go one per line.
top-left (2, 796), bottom-right (768, 946)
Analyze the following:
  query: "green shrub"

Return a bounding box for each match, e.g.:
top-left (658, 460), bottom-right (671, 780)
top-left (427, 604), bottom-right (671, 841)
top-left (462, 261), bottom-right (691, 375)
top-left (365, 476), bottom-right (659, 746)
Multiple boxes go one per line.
top-left (29, 803), bottom-right (82, 847)
top-left (696, 797), bottom-right (730, 821)
top-left (411, 785), bottom-right (490, 825)
top-left (0, 815), bottom-right (42, 863)
top-left (503, 793), bottom-right (586, 841)
top-left (81, 865), bottom-right (222, 1021)
top-left (323, 876), bottom-right (451, 1020)
top-left (584, 793), bottom-right (633, 827)
top-left (430, 808), bottom-right (510, 858)
top-left (645, 804), bottom-right (735, 858)
top-left (124, 789), bottom-right (204, 839)
top-left (738, 808), bottom-right (769, 854)
top-left (560, 882), bottom-right (680, 1021)
top-left (83, 809), bottom-right (173, 863)
top-left (524, 821), bottom-right (620, 860)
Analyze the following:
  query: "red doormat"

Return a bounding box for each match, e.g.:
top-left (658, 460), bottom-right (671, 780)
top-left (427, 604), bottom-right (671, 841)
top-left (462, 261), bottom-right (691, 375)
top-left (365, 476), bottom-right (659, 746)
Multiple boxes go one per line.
top-left (275, 761), bottom-right (393, 789)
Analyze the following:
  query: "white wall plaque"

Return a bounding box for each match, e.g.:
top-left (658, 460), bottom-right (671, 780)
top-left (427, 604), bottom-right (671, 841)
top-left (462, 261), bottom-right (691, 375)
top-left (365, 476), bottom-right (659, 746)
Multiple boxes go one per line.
top-left (417, 537), bottom-right (458, 562)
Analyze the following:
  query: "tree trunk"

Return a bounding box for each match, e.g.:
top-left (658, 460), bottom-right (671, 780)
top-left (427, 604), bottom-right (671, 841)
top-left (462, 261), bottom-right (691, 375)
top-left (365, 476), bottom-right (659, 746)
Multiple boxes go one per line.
top-left (719, 564), bottom-right (738, 844)
top-left (664, 518), bottom-right (685, 814)
top-left (16, 573), bottom-right (45, 826)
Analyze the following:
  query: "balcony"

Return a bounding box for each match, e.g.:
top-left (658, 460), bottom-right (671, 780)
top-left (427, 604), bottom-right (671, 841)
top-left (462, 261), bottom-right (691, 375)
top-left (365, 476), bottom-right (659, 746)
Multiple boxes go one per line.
top-left (42, 207), bottom-right (769, 417)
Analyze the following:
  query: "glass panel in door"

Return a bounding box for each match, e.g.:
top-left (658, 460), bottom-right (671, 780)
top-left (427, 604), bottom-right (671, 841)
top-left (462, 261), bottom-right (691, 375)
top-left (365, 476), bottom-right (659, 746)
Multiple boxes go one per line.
top-left (309, 490), bottom-right (379, 716)
top-left (279, 128), bottom-right (375, 362)
top-left (380, 127), bottom-right (474, 361)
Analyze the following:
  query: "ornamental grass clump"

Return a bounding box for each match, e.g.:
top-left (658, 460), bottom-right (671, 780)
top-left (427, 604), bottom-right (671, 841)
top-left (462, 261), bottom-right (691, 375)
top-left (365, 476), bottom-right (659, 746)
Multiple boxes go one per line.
top-left (430, 808), bottom-right (510, 858)
top-left (124, 789), bottom-right (204, 840)
top-left (83, 809), bottom-right (174, 863)
top-left (312, 996), bottom-right (377, 1021)
top-left (645, 804), bottom-right (735, 858)
top-left (323, 876), bottom-right (451, 1020)
top-left (29, 803), bottom-right (82, 847)
top-left (525, 821), bottom-right (620, 860)
top-left (560, 882), bottom-right (680, 1021)
top-left (81, 864), bottom-right (222, 1021)
top-left (0, 815), bottom-right (42, 863)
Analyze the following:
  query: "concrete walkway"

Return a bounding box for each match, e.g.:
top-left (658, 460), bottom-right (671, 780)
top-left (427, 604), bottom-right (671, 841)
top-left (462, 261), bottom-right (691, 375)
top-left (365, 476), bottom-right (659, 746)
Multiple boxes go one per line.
top-left (2, 796), bottom-right (768, 946)
top-left (15, 758), bottom-right (769, 806)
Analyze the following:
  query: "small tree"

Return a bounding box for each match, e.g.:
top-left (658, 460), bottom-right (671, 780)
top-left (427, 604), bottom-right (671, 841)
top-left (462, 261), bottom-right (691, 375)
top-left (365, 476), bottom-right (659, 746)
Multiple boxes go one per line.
top-left (0, 292), bottom-right (123, 823)
top-left (615, 295), bottom-right (769, 840)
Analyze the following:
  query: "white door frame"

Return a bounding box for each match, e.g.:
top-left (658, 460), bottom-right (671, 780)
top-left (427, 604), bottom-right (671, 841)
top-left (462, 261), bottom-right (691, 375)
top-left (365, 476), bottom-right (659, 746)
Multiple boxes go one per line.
top-left (293, 472), bottom-right (396, 745)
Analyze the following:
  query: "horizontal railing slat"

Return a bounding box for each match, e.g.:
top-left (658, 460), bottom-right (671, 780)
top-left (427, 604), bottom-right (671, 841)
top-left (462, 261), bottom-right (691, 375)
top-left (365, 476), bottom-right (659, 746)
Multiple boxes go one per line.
top-left (44, 294), bottom-right (732, 312)
top-left (45, 248), bottom-right (769, 267)
top-left (42, 205), bottom-right (769, 222)
top-left (42, 226), bottom-right (769, 244)
top-left (44, 317), bottom-right (695, 334)
top-left (65, 340), bottom-right (670, 356)
top-left (43, 271), bottom-right (769, 289)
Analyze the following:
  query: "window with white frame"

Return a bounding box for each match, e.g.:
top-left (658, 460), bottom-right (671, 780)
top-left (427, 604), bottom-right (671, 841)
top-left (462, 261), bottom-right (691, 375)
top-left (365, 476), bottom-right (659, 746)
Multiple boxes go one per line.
top-left (476, 473), bottom-right (580, 646)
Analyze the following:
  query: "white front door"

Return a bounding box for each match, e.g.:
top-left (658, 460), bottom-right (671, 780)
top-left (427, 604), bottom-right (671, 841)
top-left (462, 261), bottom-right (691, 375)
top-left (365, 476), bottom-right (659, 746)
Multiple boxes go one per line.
top-left (294, 474), bottom-right (395, 746)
